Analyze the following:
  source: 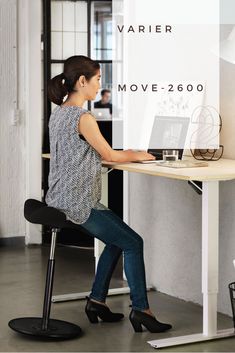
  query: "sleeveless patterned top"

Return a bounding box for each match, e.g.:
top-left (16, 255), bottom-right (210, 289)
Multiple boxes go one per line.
top-left (45, 105), bottom-right (109, 224)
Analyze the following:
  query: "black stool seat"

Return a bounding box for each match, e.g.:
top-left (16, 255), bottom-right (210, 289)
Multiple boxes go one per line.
top-left (24, 198), bottom-right (82, 230)
top-left (24, 198), bottom-right (92, 245)
top-left (8, 198), bottom-right (84, 340)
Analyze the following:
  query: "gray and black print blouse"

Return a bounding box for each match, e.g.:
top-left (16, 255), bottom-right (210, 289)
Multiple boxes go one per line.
top-left (45, 105), bottom-right (109, 224)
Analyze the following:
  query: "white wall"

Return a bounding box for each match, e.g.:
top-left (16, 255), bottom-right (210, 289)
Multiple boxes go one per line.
top-left (0, 0), bottom-right (25, 240)
top-left (23, 0), bottom-right (43, 244)
top-left (128, 25), bottom-right (235, 317)
top-left (0, 0), bottom-right (42, 243)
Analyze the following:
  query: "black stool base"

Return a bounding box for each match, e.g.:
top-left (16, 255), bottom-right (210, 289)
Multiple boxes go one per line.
top-left (8, 317), bottom-right (82, 340)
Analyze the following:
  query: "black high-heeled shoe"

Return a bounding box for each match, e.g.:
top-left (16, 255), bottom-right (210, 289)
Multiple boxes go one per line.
top-left (85, 296), bottom-right (124, 323)
top-left (129, 309), bottom-right (172, 333)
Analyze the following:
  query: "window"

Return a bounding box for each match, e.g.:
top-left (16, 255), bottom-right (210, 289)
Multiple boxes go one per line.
top-left (91, 1), bottom-right (112, 60)
top-left (43, 0), bottom-right (112, 123)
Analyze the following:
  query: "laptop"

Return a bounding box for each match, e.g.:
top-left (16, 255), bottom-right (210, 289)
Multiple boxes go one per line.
top-left (134, 115), bottom-right (190, 163)
top-left (92, 108), bottom-right (111, 120)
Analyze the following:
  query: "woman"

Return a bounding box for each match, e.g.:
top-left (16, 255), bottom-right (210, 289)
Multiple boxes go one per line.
top-left (45, 55), bottom-right (172, 333)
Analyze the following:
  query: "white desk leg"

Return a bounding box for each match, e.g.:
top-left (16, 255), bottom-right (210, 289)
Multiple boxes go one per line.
top-left (202, 181), bottom-right (219, 336)
top-left (148, 180), bottom-right (235, 348)
top-left (122, 170), bottom-right (129, 281)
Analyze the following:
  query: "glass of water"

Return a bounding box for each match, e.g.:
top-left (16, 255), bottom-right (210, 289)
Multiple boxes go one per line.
top-left (162, 150), bottom-right (179, 162)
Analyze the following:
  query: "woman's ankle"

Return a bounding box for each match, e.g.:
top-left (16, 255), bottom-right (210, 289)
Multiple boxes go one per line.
top-left (142, 308), bottom-right (155, 317)
top-left (90, 298), bottom-right (107, 306)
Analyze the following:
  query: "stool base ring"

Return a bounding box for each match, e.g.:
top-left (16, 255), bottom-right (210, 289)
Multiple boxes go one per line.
top-left (8, 317), bottom-right (82, 340)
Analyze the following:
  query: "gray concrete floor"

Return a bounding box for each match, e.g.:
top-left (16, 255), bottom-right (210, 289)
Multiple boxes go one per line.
top-left (0, 244), bottom-right (235, 352)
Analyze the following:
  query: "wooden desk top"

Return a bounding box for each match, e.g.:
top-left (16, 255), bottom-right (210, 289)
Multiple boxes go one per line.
top-left (42, 153), bottom-right (235, 182)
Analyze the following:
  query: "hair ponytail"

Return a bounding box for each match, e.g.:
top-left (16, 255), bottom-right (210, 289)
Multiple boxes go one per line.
top-left (47, 73), bottom-right (68, 105)
top-left (47, 56), bottom-right (100, 106)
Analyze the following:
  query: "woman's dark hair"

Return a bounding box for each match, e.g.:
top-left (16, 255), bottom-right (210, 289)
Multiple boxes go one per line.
top-left (47, 55), bottom-right (100, 105)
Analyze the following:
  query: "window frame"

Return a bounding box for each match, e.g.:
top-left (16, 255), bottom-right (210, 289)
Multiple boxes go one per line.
top-left (43, 0), bottom-right (112, 153)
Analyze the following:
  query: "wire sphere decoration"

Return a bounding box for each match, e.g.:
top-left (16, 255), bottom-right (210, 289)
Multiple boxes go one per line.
top-left (190, 105), bottom-right (224, 161)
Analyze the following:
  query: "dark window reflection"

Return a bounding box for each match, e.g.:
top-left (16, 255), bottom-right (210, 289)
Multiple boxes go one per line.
top-left (92, 1), bottom-right (112, 60)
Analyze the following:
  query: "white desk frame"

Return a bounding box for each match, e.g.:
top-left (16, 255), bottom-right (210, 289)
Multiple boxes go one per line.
top-left (101, 158), bottom-right (235, 348)
top-left (43, 154), bottom-right (235, 347)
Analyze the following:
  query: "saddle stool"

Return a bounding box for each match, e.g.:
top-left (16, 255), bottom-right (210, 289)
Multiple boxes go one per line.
top-left (8, 198), bottom-right (90, 340)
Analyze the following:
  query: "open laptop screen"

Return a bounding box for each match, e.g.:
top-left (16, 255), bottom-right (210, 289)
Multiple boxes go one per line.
top-left (147, 116), bottom-right (190, 160)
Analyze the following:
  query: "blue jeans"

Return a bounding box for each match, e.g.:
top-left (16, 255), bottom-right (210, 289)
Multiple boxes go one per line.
top-left (81, 208), bottom-right (150, 311)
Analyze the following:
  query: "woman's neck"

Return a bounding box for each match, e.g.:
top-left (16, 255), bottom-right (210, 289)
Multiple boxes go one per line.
top-left (62, 93), bottom-right (86, 107)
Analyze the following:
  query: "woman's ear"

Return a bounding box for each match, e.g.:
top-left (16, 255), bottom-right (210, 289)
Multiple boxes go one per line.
top-left (78, 75), bottom-right (86, 87)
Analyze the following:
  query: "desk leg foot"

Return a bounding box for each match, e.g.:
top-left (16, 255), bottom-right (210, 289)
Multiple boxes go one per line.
top-left (147, 329), bottom-right (235, 349)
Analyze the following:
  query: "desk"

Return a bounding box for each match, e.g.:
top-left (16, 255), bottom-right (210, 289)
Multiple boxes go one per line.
top-left (42, 153), bottom-right (235, 348)
top-left (102, 157), bottom-right (235, 348)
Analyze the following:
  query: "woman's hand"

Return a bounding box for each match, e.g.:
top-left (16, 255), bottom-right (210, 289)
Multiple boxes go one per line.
top-left (130, 150), bottom-right (156, 161)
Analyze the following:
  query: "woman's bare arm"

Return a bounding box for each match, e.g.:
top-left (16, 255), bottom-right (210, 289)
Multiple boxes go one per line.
top-left (78, 113), bottom-right (155, 163)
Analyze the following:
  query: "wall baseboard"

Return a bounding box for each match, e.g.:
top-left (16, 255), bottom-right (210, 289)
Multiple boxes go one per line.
top-left (0, 236), bottom-right (25, 247)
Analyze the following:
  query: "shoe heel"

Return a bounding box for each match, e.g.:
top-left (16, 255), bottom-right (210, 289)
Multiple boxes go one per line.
top-left (85, 310), bottom-right (99, 323)
top-left (129, 317), bottom-right (143, 332)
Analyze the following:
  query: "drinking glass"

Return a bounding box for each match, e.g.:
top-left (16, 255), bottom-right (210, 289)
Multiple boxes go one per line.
top-left (162, 150), bottom-right (179, 162)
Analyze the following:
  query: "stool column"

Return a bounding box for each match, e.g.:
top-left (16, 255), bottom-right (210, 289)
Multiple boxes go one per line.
top-left (42, 228), bottom-right (59, 330)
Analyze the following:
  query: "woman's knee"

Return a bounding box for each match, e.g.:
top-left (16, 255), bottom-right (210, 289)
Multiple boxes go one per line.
top-left (124, 232), bottom-right (144, 251)
top-left (105, 243), bottom-right (123, 256)
top-left (135, 234), bottom-right (144, 250)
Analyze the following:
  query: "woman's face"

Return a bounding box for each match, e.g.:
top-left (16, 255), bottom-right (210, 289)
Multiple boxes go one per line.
top-left (84, 69), bottom-right (101, 100)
